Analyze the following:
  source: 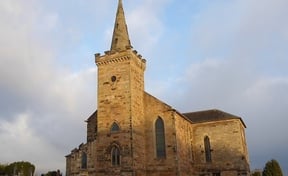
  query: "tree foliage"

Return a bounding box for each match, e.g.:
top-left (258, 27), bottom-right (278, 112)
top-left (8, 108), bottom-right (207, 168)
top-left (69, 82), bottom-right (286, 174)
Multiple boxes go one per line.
top-left (42, 170), bottom-right (62, 176)
top-left (263, 159), bottom-right (283, 176)
top-left (0, 164), bottom-right (8, 175)
top-left (252, 171), bottom-right (261, 176)
top-left (0, 161), bottom-right (35, 176)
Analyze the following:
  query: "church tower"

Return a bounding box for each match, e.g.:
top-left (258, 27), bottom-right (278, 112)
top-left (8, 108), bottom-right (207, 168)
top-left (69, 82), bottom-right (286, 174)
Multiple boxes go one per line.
top-left (94, 0), bottom-right (147, 175)
top-left (66, 1), bottom-right (250, 176)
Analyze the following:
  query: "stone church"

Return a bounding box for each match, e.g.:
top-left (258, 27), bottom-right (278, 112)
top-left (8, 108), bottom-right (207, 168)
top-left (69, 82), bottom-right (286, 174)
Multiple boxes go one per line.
top-left (65, 0), bottom-right (250, 176)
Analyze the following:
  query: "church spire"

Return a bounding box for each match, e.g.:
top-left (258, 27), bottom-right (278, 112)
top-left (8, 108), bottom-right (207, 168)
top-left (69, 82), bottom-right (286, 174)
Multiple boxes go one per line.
top-left (110, 0), bottom-right (132, 52)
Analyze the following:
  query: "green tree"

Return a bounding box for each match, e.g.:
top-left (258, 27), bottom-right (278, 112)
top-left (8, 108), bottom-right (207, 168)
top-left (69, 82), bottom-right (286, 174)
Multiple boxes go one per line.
top-left (2, 161), bottom-right (35, 176)
top-left (252, 171), bottom-right (261, 176)
top-left (0, 164), bottom-right (8, 175)
top-left (263, 159), bottom-right (283, 176)
top-left (42, 169), bottom-right (62, 176)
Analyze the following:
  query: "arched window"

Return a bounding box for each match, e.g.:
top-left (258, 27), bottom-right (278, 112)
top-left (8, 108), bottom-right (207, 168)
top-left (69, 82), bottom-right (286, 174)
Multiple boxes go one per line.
top-left (111, 146), bottom-right (120, 166)
top-left (204, 136), bottom-right (212, 162)
top-left (81, 152), bottom-right (87, 169)
top-left (155, 117), bottom-right (166, 158)
top-left (110, 122), bottom-right (120, 132)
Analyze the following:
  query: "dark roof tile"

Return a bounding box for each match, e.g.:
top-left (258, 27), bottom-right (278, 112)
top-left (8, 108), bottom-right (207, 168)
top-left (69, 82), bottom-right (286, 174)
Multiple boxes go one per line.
top-left (183, 109), bottom-right (246, 128)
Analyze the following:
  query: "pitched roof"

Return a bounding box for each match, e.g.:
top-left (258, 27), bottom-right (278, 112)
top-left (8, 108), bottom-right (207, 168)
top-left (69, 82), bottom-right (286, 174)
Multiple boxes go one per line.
top-left (85, 110), bottom-right (97, 122)
top-left (183, 109), bottom-right (246, 128)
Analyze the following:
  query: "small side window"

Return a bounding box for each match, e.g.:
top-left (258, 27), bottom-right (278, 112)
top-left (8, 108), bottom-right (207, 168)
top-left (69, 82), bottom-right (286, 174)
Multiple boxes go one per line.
top-left (81, 152), bottom-right (87, 169)
top-left (204, 136), bottom-right (212, 162)
top-left (111, 122), bottom-right (120, 132)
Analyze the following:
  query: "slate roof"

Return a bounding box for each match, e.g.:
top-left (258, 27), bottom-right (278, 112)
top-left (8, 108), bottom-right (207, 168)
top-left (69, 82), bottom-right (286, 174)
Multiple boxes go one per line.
top-left (183, 109), bottom-right (246, 128)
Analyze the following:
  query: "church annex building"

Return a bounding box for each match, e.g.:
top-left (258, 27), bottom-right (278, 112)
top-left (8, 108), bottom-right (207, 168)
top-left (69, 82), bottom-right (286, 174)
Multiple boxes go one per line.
top-left (65, 1), bottom-right (250, 176)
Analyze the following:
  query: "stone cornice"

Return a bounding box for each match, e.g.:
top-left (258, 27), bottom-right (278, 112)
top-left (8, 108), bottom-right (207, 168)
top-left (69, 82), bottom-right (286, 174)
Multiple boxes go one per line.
top-left (95, 50), bottom-right (146, 70)
top-left (96, 55), bottom-right (130, 66)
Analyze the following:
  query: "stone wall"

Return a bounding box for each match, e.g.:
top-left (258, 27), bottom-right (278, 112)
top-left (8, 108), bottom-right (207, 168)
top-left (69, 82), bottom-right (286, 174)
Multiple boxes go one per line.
top-left (144, 93), bottom-right (177, 176)
top-left (94, 50), bottom-right (146, 175)
top-left (129, 52), bottom-right (146, 173)
top-left (193, 119), bottom-right (250, 175)
top-left (174, 112), bottom-right (195, 176)
top-left (66, 50), bottom-right (250, 176)
top-left (86, 111), bottom-right (97, 142)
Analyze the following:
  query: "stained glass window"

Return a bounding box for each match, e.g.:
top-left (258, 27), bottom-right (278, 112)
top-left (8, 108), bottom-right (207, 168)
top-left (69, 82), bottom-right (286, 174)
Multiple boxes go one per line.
top-left (155, 117), bottom-right (166, 158)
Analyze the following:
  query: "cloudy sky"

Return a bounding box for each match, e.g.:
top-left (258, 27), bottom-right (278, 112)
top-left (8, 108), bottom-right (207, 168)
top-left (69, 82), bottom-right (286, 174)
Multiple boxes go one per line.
top-left (0, 0), bottom-right (288, 174)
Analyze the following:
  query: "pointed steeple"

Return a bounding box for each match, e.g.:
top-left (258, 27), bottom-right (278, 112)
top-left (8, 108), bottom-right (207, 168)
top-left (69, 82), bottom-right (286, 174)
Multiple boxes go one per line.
top-left (110, 0), bottom-right (132, 52)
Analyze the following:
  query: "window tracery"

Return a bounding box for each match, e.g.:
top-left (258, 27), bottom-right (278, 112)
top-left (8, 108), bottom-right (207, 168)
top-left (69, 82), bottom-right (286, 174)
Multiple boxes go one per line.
top-left (111, 146), bottom-right (120, 166)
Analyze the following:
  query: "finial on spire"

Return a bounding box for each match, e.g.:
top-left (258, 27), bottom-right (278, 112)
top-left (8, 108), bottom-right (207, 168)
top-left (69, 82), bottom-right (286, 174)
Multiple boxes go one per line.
top-left (110, 0), bottom-right (132, 52)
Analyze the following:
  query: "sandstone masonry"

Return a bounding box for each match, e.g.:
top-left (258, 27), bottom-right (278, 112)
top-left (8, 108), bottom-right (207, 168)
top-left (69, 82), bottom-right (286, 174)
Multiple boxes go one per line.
top-left (65, 1), bottom-right (250, 176)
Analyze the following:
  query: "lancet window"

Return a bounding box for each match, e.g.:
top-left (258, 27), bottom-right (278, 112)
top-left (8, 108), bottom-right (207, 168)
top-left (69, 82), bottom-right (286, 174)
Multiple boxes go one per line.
top-left (111, 146), bottom-right (120, 166)
top-left (155, 117), bottom-right (166, 158)
top-left (81, 152), bottom-right (87, 169)
top-left (204, 136), bottom-right (212, 162)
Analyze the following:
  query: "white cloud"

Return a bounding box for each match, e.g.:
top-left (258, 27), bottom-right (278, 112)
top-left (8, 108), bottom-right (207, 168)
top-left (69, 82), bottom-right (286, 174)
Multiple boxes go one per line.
top-left (0, 112), bottom-right (64, 173)
top-left (165, 0), bottom-right (288, 170)
top-left (1, 0), bottom-right (288, 173)
top-left (0, 0), bottom-right (97, 173)
top-left (126, 0), bottom-right (171, 54)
